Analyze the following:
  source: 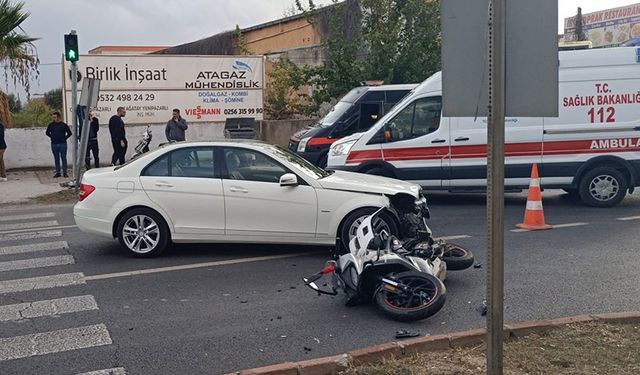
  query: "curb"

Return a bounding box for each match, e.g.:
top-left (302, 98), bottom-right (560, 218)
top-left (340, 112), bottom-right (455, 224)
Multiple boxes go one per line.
top-left (228, 311), bottom-right (640, 375)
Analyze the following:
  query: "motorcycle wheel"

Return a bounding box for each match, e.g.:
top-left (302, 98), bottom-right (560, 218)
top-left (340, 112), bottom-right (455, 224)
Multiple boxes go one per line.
top-left (374, 271), bottom-right (446, 322)
top-left (441, 243), bottom-right (475, 270)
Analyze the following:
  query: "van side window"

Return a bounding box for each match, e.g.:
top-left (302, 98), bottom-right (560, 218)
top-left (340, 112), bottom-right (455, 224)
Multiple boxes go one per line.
top-left (385, 96), bottom-right (442, 142)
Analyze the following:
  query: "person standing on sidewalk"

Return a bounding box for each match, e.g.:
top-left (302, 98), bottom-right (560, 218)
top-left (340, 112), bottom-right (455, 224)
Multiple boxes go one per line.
top-left (45, 112), bottom-right (72, 178)
top-left (109, 107), bottom-right (127, 165)
top-left (0, 120), bottom-right (7, 182)
top-left (165, 109), bottom-right (188, 142)
top-left (83, 110), bottom-right (100, 169)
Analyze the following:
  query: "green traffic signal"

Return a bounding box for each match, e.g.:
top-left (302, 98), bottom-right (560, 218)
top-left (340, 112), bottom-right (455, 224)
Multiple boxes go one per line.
top-left (64, 33), bottom-right (79, 62)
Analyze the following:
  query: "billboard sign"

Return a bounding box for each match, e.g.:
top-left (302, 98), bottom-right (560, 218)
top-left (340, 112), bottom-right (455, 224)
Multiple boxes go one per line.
top-left (62, 55), bottom-right (265, 124)
top-left (564, 3), bottom-right (640, 47)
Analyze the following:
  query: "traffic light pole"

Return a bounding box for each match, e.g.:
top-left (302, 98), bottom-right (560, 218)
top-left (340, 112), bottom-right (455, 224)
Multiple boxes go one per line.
top-left (69, 30), bottom-right (78, 185)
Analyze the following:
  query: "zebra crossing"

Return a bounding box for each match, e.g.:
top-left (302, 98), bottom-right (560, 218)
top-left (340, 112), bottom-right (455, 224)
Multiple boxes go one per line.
top-left (0, 209), bottom-right (126, 374)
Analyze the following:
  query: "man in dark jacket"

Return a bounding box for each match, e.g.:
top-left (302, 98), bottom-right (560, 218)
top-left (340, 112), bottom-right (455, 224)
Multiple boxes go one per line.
top-left (0, 120), bottom-right (6, 182)
top-left (109, 107), bottom-right (127, 165)
top-left (165, 108), bottom-right (188, 142)
top-left (45, 112), bottom-right (73, 178)
top-left (83, 110), bottom-right (100, 169)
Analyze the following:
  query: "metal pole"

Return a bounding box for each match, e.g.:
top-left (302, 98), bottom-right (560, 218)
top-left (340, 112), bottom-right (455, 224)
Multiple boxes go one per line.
top-left (70, 29), bottom-right (78, 183)
top-left (487, 0), bottom-right (505, 374)
top-left (76, 80), bottom-right (97, 191)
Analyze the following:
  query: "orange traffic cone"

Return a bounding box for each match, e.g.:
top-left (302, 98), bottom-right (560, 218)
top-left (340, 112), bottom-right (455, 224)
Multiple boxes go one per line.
top-left (516, 163), bottom-right (553, 230)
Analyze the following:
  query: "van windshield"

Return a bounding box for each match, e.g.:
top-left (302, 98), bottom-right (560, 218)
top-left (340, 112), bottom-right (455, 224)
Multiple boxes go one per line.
top-left (319, 101), bottom-right (353, 128)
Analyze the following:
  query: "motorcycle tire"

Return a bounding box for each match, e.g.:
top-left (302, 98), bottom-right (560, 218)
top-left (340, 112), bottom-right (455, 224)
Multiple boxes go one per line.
top-left (441, 243), bottom-right (475, 271)
top-left (374, 271), bottom-right (446, 322)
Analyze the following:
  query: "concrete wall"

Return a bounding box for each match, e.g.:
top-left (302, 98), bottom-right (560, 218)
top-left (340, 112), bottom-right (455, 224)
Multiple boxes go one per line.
top-left (4, 123), bottom-right (224, 170)
top-left (3, 119), bottom-right (316, 169)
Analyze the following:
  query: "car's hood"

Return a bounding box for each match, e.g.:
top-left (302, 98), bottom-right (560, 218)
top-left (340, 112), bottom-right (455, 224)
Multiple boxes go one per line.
top-left (319, 170), bottom-right (421, 198)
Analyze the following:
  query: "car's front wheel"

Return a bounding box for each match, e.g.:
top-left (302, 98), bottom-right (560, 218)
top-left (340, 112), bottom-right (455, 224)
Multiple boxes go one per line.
top-left (117, 208), bottom-right (169, 257)
top-left (339, 207), bottom-right (399, 253)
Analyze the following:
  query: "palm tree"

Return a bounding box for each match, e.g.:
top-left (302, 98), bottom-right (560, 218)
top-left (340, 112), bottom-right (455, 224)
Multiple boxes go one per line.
top-left (0, 0), bottom-right (39, 127)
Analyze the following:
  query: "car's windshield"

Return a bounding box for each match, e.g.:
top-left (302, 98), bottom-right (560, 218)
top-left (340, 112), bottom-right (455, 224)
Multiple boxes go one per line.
top-left (319, 101), bottom-right (353, 128)
top-left (267, 145), bottom-right (331, 179)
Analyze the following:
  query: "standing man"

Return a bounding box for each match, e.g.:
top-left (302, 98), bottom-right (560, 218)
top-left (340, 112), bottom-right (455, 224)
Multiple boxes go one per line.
top-left (45, 111), bottom-right (72, 178)
top-left (165, 108), bottom-right (188, 142)
top-left (84, 110), bottom-right (100, 169)
top-left (109, 107), bottom-right (127, 165)
top-left (0, 120), bottom-right (6, 182)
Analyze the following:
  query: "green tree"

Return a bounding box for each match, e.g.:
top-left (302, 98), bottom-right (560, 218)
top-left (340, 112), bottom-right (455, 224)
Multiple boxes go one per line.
top-left (265, 58), bottom-right (308, 119)
top-left (43, 87), bottom-right (62, 112)
top-left (0, 0), bottom-right (39, 127)
top-left (11, 97), bottom-right (50, 128)
top-left (6, 92), bottom-right (21, 112)
top-left (234, 25), bottom-right (253, 55)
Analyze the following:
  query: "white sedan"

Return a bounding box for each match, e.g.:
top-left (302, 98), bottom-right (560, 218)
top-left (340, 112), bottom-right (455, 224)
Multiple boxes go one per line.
top-left (74, 141), bottom-right (427, 257)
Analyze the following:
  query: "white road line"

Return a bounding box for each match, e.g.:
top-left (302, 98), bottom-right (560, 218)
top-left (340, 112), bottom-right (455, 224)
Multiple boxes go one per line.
top-left (0, 241), bottom-right (68, 256)
top-left (511, 222), bottom-right (588, 232)
top-left (0, 230), bottom-right (62, 243)
top-left (0, 255), bottom-right (75, 272)
top-left (0, 225), bottom-right (77, 235)
top-left (0, 220), bottom-right (59, 232)
top-left (0, 295), bottom-right (98, 322)
top-left (85, 253), bottom-right (309, 281)
top-left (436, 235), bottom-right (472, 241)
top-left (0, 212), bottom-right (56, 222)
top-left (0, 272), bottom-right (86, 294)
top-left (617, 216), bottom-right (640, 221)
top-left (76, 368), bottom-right (127, 375)
top-left (0, 324), bottom-right (112, 361)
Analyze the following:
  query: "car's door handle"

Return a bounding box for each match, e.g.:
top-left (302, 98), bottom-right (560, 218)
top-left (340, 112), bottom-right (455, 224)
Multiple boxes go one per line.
top-left (155, 182), bottom-right (174, 188)
top-left (454, 137), bottom-right (470, 142)
top-left (431, 139), bottom-right (446, 143)
top-left (229, 186), bottom-right (249, 193)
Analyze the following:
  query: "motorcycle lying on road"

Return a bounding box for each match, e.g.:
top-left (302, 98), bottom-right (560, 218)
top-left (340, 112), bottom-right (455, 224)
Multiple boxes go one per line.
top-left (303, 207), bottom-right (474, 322)
top-left (131, 125), bottom-right (153, 160)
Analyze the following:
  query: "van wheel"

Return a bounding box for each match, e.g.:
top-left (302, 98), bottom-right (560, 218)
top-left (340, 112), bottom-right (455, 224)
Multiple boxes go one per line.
top-left (365, 167), bottom-right (395, 178)
top-left (578, 167), bottom-right (628, 207)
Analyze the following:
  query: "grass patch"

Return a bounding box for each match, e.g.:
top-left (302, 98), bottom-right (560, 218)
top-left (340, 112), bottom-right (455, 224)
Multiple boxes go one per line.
top-left (30, 189), bottom-right (78, 203)
top-left (340, 322), bottom-right (640, 375)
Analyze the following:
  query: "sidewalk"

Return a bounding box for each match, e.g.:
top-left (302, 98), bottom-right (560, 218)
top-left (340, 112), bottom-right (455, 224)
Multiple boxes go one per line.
top-left (0, 169), bottom-right (69, 205)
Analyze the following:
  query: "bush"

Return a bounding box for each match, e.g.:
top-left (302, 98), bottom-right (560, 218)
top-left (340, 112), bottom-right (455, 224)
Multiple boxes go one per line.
top-left (11, 98), bottom-right (52, 128)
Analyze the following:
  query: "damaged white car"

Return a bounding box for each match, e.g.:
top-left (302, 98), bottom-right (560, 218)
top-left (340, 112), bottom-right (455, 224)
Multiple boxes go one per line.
top-left (74, 141), bottom-right (430, 257)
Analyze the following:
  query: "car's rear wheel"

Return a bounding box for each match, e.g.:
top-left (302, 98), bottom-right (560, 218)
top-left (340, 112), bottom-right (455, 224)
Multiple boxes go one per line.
top-left (339, 207), bottom-right (399, 252)
top-left (117, 208), bottom-right (169, 257)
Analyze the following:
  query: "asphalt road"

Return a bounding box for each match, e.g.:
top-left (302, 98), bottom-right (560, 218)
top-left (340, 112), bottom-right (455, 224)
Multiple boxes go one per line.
top-left (0, 190), bottom-right (639, 374)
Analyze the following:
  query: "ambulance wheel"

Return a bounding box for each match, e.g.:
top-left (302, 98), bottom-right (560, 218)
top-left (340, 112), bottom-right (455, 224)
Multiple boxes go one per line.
top-left (578, 167), bottom-right (628, 207)
top-left (365, 167), bottom-right (394, 178)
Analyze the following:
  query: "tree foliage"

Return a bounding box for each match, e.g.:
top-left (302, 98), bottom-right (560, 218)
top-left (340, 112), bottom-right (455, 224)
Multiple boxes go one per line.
top-left (6, 92), bottom-right (20, 112)
top-left (265, 0), bottom-right (441, 118)
top-left (0, 0), bottom-right (39, 96)
top-left (11, 97), bottom-right (51, 128)
top-left (43, 87), bottom-right (62, 112)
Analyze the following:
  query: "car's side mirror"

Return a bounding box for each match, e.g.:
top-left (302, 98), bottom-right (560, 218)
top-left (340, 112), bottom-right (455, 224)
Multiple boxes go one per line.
top-left (279, 173), bottom-right (298, 187)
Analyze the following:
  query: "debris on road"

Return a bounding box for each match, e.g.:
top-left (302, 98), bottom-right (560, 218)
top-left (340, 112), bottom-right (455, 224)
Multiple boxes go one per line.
top-left (395, 329), bottom-right (421, 339)
top-left (303, 346), bottom-right (312, 352)
top-left (474, 263), bottom-right (483, 269)
top-left (480, 300), bottom-right (488, 316)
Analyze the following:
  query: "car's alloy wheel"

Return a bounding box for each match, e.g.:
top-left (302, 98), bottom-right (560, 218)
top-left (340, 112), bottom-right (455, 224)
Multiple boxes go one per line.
top-left (348, 215), bottom-right (391, 242)
top-left (117, 208), bottom-right (169, 257)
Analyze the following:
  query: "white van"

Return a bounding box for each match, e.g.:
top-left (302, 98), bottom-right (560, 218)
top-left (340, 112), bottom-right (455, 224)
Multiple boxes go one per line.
top-left (327, 47), bottom-right (640, 207)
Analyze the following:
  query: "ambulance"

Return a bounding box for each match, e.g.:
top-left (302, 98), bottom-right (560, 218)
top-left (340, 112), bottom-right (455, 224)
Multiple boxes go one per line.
top-left (327, 47), bottom-right (640, 207)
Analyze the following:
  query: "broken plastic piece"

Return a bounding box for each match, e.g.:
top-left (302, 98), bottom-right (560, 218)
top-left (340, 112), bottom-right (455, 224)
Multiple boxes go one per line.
top-left (395, 329), bottom-right (420, 339)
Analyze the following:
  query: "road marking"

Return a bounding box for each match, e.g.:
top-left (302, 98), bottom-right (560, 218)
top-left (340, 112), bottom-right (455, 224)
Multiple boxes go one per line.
top-left (617, 216), bottom-right (640, 221)
top-left (436, 235), bottom-right (472, 241)
top-left (511, 222), bottom-right (588, 232)
top-left (0, 295), bottom-right (98, 322)
top-left (0, 324), bottom-right (112, 361)
top-left (0, 230), bottom-right (62, 243)
top-left (76, 368), bottom-right (127, 375)
top-left (0, 220), bottom-right (59, 232)
top-left (0, 224), bottom-right (77, 235)
top-left (0, 255), bottom-right (75, 272)
top-left (0, 272), bottom-right (85, 294)
top-left (0, 212), bottom-right (56, 222)
top-left (0, 241), bottom-right (68, 256)
top-left (85, 253), bottom-right (309, 281)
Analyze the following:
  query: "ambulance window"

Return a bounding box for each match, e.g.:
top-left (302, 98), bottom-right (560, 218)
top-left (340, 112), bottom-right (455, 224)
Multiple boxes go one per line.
top-left (384, 96), bottom-right (442, 143)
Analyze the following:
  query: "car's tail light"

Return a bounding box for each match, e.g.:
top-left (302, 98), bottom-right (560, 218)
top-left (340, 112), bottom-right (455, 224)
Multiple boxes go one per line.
top-left (79, 184), bottom-right (96, 201)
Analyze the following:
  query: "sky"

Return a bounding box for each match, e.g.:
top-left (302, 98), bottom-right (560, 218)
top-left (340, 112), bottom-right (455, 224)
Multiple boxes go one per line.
top-left (10, 0), bottom-right (640, 99)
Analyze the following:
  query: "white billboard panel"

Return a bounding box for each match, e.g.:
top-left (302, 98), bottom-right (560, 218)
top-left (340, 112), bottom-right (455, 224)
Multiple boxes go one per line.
top-left (63, 55), bottom-right (264, 124)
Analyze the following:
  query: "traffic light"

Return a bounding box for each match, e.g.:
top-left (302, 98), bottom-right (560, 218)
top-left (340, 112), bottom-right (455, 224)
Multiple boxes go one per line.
top-left (64, 33), bottom-right (79, 62)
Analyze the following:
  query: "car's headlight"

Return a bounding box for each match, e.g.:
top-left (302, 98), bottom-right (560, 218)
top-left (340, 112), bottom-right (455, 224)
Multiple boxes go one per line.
top-left (330, 140), bottom-right (357, 157)
top-left (297, 137), bottom-right (310, 152)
